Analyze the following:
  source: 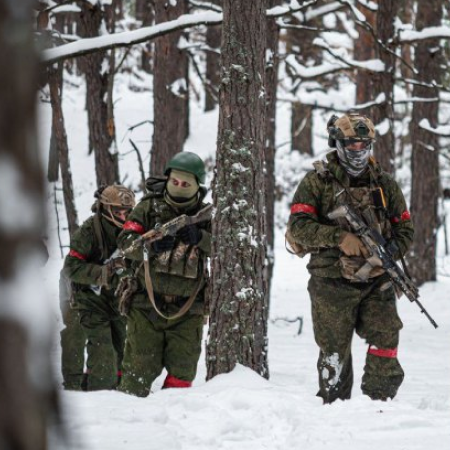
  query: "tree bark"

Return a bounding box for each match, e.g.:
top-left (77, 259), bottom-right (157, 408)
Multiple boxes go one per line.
top-left (370, 0), bottom-right (397, 174)
top-left (207, 0), bottom-right (269, 380)
top-left (0, 1), bottom-right (60, 448)
top-left (48, 64), bottom-right (79, 236)
top-left (79, 1), bottom-right (120, 186)
top-left (150, 0), bottom-right (189, 176)
top-left (354, 1), bottom-right (376, 106)
top-left (408, 1), bottom-right (443, 285)
top-left (136, 0), bottom-right (155, 73)
top-left (264, 0), bottom-right (281, 299)
top-left (204, 0), bottom-right (221, 111)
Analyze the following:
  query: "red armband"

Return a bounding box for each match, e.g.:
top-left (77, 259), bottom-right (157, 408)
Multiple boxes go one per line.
top-left (390, 210), bottom-right (411, 224)
top-left (123, 221), bottom-right (145, 235)
top-left (290, 203), bottom-right (318, 216)
top-left (68, 249), bottom-right (87, 261)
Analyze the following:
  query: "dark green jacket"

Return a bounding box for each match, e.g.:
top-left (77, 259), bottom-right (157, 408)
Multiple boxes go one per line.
top-left (288, 151), bottom-right (414, 278)
top-left (118, 189), bottom-right (211, 312)
top-left (63, 214), bottom-right (121, 307)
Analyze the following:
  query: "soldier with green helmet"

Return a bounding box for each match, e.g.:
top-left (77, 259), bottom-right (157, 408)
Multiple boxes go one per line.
top-left (117, 151), bottom-right (210, 397)
top-left (63, 185), bottom-right (135, 391)
top-left (287, 113), bottom-right (414, 403)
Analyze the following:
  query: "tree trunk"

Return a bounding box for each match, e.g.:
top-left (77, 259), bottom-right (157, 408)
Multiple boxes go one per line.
top-left (79, 1), bottom-right (119, 186)
top-left (370, 0), bottom-right (397, 174)
top-left (264, 0), bottom-right (281, 299)
top-left (354, 2), bottom-right (376, 106)
top-left (285, 15), bottom-right (321, 155)
top-left (204, 0), bottom-right (221, 112)
top-left (150, 0), bottom-right (189, 176)
top-left (408, 1), bottom-right (443, 285)
top-left (48, 64), bottom-right (79, 236)
top-left (207, 0), bottom-right (268, 380)
top-left (135, 0), bottom-right (155, 73)
top-left (0, 1), bottom-right (60, 448)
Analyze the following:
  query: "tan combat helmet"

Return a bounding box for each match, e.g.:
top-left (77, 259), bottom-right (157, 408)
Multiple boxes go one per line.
top-left (327, 113), bottom-right (376, 148)
top-left (98, 185), bottom-right (135, 227)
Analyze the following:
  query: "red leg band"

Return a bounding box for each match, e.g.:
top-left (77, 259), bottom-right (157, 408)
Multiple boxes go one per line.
top-left (368, 345), bottom-right (398, 358)
top-left (163, 374), bottom-right (192, 389)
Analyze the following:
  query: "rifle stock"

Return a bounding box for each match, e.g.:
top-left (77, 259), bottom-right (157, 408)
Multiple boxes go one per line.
top-left (328, 205), bottom-right (438, 329)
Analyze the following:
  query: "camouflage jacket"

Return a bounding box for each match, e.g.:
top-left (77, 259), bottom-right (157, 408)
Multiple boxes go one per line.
top-left (63, 214), bottom-right (121, 306)
top-left (118, 186), bottom-right (211, 312)
top-left (287, 151), bottom-right (414, 278)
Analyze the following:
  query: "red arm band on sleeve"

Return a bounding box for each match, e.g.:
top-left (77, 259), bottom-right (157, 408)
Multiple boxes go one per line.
top-left (68, 249), bottom-right (87, 261)
top-left (391, 210), bottom-right (411, 224)
top-left (123, 221), bottom-right (145, 235)
top-left (291, 203), bottom-right (318, 216)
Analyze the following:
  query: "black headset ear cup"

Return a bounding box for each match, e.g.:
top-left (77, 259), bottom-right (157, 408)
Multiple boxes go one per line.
top-left (328, 137), bottom-right (337, 148)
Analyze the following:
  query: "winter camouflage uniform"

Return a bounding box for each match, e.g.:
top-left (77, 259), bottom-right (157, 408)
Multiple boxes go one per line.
top-left (118, 155), bottom-right (211, 397)
top-left (63, 186), bottom-right (134, 391)
top-left (59, 269), bottom-right (86, 390)
top-left (288, 149), bottom-right (414, 403)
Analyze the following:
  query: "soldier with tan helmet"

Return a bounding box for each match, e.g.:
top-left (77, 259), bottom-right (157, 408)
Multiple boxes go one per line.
top-left (287, 112), bottom-right (414, 403)
top-left (63, 185), bottom-right (135, 391)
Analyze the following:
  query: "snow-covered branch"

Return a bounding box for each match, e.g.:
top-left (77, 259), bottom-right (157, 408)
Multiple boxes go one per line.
top-left (42, 0), bottom-right (320, 64)
top-left (398, 26), bottom-right (450, 44)
top-left (420, 119), bottom-right (450, 137)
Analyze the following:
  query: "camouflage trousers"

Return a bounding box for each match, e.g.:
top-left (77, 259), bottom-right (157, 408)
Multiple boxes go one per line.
top-left (78, 300), bottom-right (126, 391)
top-left (308, 275), bottom-right (404, 403)
top-left (119, 307), bottom-right (204, 397)
top-left (60, 300), bottom-right (86, 391)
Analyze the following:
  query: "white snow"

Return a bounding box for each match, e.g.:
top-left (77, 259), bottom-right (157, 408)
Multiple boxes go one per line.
top-left (39, 35), bottom-right (450, 450)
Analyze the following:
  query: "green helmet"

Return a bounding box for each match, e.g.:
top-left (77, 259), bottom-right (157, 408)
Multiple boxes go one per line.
top-left (164, 151), bottom-right (206, 184)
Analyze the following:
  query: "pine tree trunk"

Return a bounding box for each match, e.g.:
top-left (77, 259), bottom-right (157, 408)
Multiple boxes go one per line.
top-left (150, 0), bottom-right (189, 176)
top-left (204, 0), bottom-right (221, 112)
top-left (264, 0), bottom-right (281, 298)
top-left (135, 0), bottom-right (154, 73)
top-left (48, 64), bottom-right (79, 236)
top-left (207, 0), bottom-right (268, 380)
top-left (371, 0), bottom-right (397, 174)
top-left (354, 2), bottom-right (376, 106)
top-left (408, 1), bottom-right (443, 285)
top-left (79, 1), bottom-right (119, 186)
top-left (0, 2), bottom-right (59, 448)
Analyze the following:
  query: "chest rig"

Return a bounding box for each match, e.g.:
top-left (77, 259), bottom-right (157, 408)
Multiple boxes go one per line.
top-left (314, 160), bottom-right (392, 281)
top-left (151, 195), bottom-right (201, 280)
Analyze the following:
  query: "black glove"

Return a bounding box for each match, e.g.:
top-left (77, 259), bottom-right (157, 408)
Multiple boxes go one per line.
top-left (178, 224), bottom-right (202, 246)
top-left (150, 235), bottom-right (176, 254)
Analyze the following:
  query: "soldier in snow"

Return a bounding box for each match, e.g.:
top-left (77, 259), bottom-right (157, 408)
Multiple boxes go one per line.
top-left (287, 113), bottom-right (414, 403)
top-left (63, 185), bottom-right (135, 391)
top-left (117, 152), bottom-right (211, 397)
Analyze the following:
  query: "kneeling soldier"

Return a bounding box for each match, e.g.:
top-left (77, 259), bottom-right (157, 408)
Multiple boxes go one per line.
top-left (287, 113), bottom-right (414, 403)
top-left (64, 185), bottom-right (135, 390)
top-left (118, 152), bottom-right (210, 397)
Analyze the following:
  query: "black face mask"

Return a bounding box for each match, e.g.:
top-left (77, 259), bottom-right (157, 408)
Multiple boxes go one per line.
top-left (336, 140), bottom-right (372, 177)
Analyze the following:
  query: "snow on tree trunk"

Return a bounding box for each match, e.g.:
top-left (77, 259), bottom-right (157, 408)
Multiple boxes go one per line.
top-left (48, 64), bottom-right (79, 237)
top-left (79, 1), bottom-right (120, 186)
top-left (264, 0), bottom-right (281, 299)
top-left (408, 1), bottom-right (443, 285)
top-left (371, 0), bottom-right (397, 174)
top-left (150, 0), bottom-right (189, 176)
top-left (207, 0), bottom-right (269, 380)
top-left (0, 1), bottom-right (60, 448)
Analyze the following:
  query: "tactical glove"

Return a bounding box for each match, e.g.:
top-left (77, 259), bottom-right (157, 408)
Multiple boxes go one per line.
top-left (338, 232), bottom-right (369, 258)
top-left (178, 224), bottom-right (202, 246)
top-left (150, 235), bottom-right (177, 254)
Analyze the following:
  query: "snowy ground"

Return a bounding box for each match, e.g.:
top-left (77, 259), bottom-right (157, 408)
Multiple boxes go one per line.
top-left (40, 79), bottom-right (450, 450)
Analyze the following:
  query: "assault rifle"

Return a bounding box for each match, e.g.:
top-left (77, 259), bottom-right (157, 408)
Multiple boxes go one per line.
top-left (122, 203), bottom-right (213, 257)
top-left (328, 204), bottom-right (438, 329)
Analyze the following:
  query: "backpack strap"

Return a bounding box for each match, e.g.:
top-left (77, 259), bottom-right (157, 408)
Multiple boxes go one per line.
top-left (313, 160), bottom-right (331, 180)
top-left (93, 213), bottom-right (106, 261)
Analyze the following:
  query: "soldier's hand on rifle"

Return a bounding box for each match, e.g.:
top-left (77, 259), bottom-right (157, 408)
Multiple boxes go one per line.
top-left (339, 232), bottom-right (369, 258)
top-left (149, 235), bottom-right (177, 254)
top-left (178, 224), bottom-right (202, 246)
